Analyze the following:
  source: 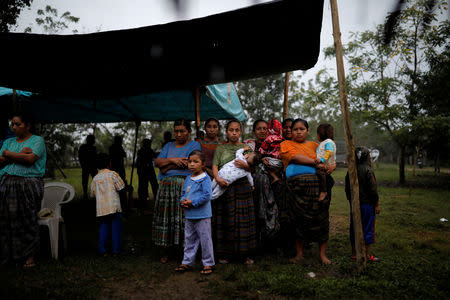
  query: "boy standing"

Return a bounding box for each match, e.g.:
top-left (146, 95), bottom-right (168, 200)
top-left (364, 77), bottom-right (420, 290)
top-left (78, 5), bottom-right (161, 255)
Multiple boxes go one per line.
top-left (91, 153), bottom-right (125, 256)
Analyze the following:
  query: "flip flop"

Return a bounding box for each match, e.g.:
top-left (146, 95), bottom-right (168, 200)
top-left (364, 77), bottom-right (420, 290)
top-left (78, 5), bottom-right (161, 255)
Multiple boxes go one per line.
top-left (244, 258), bottom-right (255, 265)
top-left (200, 266), bottom-right (214, 275)
top-left (175, 264), bottom-right (192, 273)
top-left (218, 259), bottom-right (229, 264)
top-left (23, 261), bottom-right (36, 269)
top-left (367, 255), bottom-right (380, 262)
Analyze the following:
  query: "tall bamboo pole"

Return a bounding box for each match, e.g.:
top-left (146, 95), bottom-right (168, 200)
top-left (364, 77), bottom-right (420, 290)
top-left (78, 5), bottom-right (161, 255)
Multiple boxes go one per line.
top-left (283, 72), bottom-right (290, 120)
top-left (330, 0), bottom-right (366, 271)
top-left (195, 87), bottom-right (201, 137)
top-left (129, 121), bottom-right (141, 209)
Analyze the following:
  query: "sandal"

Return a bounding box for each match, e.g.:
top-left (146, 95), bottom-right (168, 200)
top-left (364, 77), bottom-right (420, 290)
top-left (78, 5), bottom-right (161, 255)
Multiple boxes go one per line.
top-left (200, 265), bottom-right (214, 275)
top-left (175, 264), bottom-right (192, 273)
top-left (218, 259), bottom-right (229, 264)
top-left (367, 255), bottom-right (380, 262)
top-left (23, 261), bottom-right (36, 269)
top-left (244, 258), bottom-right (255, 265)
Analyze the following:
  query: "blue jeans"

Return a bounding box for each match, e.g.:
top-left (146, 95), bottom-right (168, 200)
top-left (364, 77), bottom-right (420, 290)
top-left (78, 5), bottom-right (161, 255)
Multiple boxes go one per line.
top-left (98, 212), bottom-right (122, 254)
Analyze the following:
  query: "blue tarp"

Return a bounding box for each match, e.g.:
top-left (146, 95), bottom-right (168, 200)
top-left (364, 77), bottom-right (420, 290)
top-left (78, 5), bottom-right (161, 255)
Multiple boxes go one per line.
top-left (0, 83), bottom-right (245, 123)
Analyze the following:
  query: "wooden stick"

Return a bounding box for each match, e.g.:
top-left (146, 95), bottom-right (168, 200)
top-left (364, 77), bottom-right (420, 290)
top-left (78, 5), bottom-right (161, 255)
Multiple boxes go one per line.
top-left (330, 0), bottom-right (366, 271)
top-left (129, 121), bottom-right (141, 208)
top-left (283, 72), bottom-right (290, 120)
top-left (195, 87), bottom-right (200, 137)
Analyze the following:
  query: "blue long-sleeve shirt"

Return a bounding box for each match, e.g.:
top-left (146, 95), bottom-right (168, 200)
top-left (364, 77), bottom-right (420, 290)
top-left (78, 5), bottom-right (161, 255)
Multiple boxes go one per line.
top-left (180, 172), bottom-right (212, 219)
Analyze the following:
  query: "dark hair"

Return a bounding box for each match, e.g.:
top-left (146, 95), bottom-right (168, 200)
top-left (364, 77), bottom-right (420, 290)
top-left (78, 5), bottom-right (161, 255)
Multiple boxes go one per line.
top-left (163, 131), bottom-right (172, 140)
top-left (291, 118), bottom-right (309, 130)
top-left (225, 119), bottom-right (242, 131)
top-left (142, 138), bottom-right (152, 148)
top-left (250, 152), bottom-right (262, 166)
top-left (13, 113), bottom-right (33, 126)
top-left (174, 118), bottom-right (191, 132)
top-left (13, 113), bottom-right (35, 133)
top-left (317, 123), bottom-right (334, 140)
top-left (113, 135), bottom-right (122, 144)
top-left (97, 153), bottom-right (110, 169)
top-left (188, 150), bottom-right (205, 162)
top-left (204, 118), bottom-right (220, 129)
top-left (282, 118), bottom-right (294, 127)
top-left (86, 134), bottom-right (95, 144)
top-left (252, 119), bottom-right (268, 132)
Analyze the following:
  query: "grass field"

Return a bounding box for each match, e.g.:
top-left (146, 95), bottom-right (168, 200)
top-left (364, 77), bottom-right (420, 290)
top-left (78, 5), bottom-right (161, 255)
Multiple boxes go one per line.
top-left (0, 164), bottom-right (449, 299)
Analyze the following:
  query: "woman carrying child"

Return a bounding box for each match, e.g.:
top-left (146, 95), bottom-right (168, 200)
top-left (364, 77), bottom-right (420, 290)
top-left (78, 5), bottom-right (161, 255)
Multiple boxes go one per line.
top-left (152, 119), bottom-right (201, 263)
top-left (176, 150), bottom-right (215, 275)
top-left (212, 119), bottom-right (257, 264)
top-left (280, 119), bottom-right (336, 264)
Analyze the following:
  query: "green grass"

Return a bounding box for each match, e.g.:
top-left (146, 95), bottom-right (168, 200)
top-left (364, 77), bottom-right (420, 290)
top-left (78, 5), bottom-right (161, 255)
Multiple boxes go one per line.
top-left (0, 164), bottom-right (449, 299)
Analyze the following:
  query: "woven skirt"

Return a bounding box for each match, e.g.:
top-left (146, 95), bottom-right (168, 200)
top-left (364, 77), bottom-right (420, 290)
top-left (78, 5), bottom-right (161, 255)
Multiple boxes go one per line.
top-left (286, 174), bottom-right (331, 243)
top-left (0, 175), bottom-right (44, 261)
top-left (151, 176), bottom-right (185, 247)
top-left (213, 177), bottom-right (257, 259)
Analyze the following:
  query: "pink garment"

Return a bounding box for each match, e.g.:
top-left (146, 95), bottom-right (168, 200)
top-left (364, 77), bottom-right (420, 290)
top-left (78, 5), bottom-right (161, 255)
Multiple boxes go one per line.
top-left (259, 119), bottom-right (284, 159)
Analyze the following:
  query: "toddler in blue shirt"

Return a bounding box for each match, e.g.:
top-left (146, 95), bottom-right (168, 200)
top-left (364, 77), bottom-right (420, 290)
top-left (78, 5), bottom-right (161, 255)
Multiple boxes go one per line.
top-left (175, 150), bottom-right (214, 275)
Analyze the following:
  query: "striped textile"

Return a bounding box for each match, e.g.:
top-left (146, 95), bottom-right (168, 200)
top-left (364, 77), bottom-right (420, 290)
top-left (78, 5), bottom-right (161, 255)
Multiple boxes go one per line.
top-left (0, 175), bottom-right (43, 261)
top-left (213, 177), bottom-right (257, 259)
top-left (152, 176), bottom-right (186, 247)
top-left (286, 174), bottom-right (330, 243)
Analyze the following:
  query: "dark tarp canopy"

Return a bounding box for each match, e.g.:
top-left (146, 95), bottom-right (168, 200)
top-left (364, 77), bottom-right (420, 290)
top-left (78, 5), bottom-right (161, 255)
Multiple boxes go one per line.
top-left (0, 84), bottom-right (246, 123)
top-left (0, 0), bottom-right (324, 98)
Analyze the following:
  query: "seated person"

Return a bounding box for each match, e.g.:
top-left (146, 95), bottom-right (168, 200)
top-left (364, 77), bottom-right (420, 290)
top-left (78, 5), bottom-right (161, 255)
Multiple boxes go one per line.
top-left (211, 145), bottom-right (259, 200)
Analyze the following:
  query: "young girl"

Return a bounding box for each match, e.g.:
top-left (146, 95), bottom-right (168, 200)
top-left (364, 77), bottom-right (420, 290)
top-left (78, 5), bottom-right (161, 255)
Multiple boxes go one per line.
top-left (345, 146), bottom-right (381, 262)
top-left (211, 145), bottom-right (258, 200)
top-left (315, 123), bottom-right (336, 201)
top-left (175, 150), bottom-right (214, 275)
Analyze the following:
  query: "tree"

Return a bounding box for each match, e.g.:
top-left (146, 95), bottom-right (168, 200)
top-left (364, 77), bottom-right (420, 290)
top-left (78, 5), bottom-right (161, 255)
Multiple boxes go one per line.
top-left (0, 0), bottom-right (32, 32)
top-left (24, 5), bottom-right (79, 34)
top-left (324, 0), bottom-right (449, 184)
top-left (236, 74), bottom-right (298, 138)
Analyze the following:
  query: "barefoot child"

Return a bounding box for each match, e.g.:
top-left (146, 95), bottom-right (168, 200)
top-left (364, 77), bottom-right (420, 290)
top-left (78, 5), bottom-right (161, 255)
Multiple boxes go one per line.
top-left (91, 153), bottom-right (125, 256)
top-left (345, 146), bottom-right (381, 262)
top-left (315, 123), bottom-right (336, 201)
top-left (176, 150), bottom-right (215, 275)
top-left (211, 145), bottom-right (259, 200)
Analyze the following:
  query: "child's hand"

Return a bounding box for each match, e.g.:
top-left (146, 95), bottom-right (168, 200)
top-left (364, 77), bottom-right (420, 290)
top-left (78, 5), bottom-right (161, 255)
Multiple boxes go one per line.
top-left (375, 204), bottom-right (381, 214)
top-left (181, 199), bottom-right (193, 208)
top-left (251, 186), bottom-right (255, 191)
top-left (243, 145), bottom-right (251, 151)
top-left (314, 158), bottom-right (322, 165)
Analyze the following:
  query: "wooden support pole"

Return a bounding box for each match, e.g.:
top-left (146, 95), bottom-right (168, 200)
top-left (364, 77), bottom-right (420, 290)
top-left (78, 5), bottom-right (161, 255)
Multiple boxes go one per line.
top-left (283, 72), bottom-right (290, 120)
top-left (195, 87), bottom-right (201, 137)
top-left (129, 120), bottom-right (141, 208)
top-left (330, 0), bottom-right (366, 271)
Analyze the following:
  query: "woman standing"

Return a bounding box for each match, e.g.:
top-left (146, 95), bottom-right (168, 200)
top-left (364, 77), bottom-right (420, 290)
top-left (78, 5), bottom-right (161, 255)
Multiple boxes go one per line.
top-left (280, 118), bottom-right (335, 264)
top-left (152, 119), bottom-right (201, 263)
top-left (244, 119), bottom-right (268, 152)
top-left (200, 118), bottom-right (221, 178)
top-left (212, 119), bottom-right (256, 264)
top-left (282, 118), bottom-right (294, 140)
top-left (0, 114), bottom-right (47, 268)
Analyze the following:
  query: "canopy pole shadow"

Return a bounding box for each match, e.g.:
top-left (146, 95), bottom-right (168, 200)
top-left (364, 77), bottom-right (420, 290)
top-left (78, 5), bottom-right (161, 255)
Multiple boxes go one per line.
top-left (283, 72), bottom-right (290, 120)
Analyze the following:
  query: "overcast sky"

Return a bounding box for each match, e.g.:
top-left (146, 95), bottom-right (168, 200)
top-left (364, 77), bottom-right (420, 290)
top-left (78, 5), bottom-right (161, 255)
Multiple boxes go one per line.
top-left (14, 0), bottom-right (398, 83)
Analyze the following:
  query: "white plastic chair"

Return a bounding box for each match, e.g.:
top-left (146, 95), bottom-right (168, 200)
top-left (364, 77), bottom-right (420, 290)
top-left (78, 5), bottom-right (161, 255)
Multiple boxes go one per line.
top-left (38, 182), bottom-right (75, 259)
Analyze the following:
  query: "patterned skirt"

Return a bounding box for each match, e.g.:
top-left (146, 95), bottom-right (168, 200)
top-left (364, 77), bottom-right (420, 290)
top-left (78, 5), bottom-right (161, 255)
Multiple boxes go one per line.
top-left (213, 177), bottom-right (257, 259)
top-left (253, 168), bottom-right (280, 239)
top-left (286, 174), bottom-right (331, 243)
top-left (151, 176), bottom-right (185, 247)
top-left (0, 175), bottom-right (44, 261)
